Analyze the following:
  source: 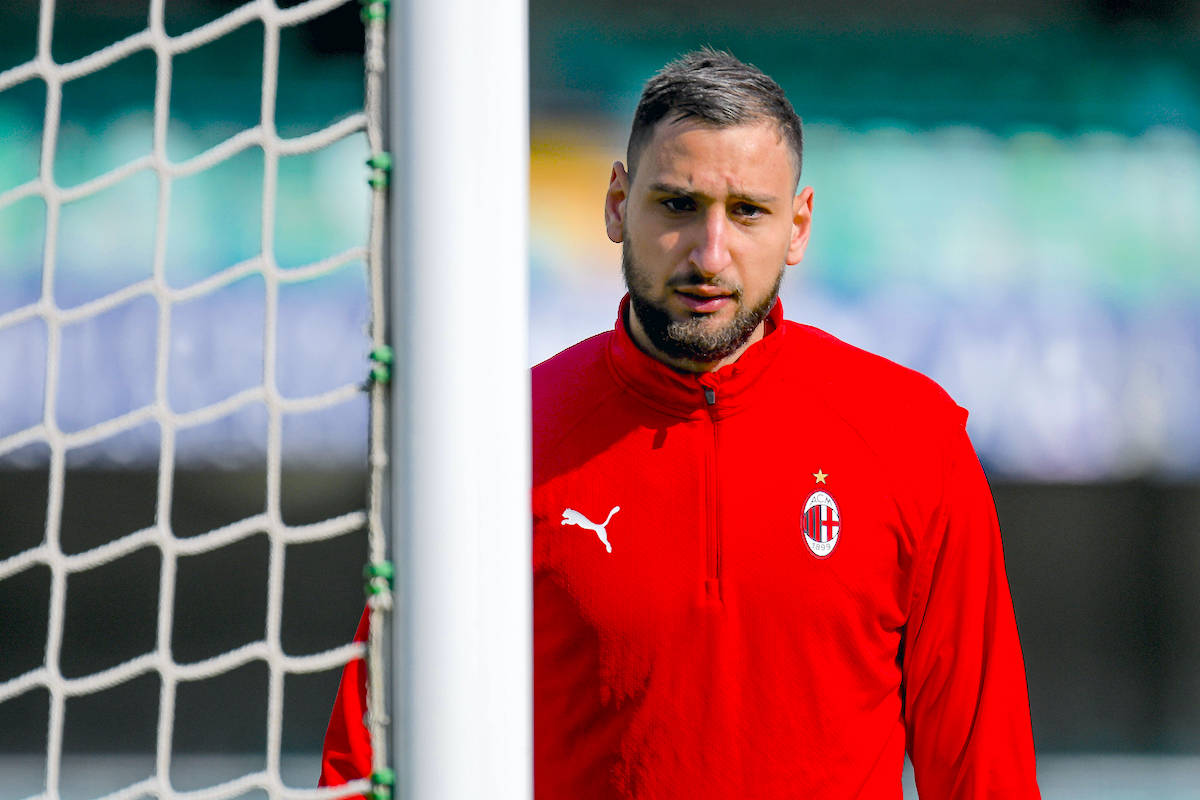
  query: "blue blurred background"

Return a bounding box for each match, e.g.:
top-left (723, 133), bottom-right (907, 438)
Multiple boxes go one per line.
top-left (2, 0), bottom-right (1199, 795)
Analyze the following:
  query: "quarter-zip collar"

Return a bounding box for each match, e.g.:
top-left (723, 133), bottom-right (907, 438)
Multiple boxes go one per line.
top-left (606, 294), bottom-right (788, 420)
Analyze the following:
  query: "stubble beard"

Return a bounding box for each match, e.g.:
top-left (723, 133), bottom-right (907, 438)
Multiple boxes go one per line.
top-left (622, 239), bottom-right (783, 366)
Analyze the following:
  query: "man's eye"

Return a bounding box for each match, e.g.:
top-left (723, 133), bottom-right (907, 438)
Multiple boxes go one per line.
top-left (733, 203), bottom-right (765, 219)
top-left (661, 197), bottom-right (695, 213)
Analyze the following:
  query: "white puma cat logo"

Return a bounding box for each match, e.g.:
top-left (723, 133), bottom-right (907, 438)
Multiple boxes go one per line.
top-left (561, 506), bottom-right (620, 553)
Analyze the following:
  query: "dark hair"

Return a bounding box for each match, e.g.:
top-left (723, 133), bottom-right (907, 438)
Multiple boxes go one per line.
top-left (627, 48), bottom-right (804, 184)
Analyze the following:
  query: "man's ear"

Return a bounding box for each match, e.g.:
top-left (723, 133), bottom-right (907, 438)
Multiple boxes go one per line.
top-left (786, 186), bottom-right (814, 266)
top-left (604, 162), bottom-right (630, 244)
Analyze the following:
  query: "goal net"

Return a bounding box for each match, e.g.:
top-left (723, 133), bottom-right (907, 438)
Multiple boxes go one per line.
top-left (0, 0), bottom-right (392, 797)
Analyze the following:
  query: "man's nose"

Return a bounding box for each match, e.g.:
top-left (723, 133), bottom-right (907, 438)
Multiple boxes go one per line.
top-left (689, 208), bottom-right (733, 278)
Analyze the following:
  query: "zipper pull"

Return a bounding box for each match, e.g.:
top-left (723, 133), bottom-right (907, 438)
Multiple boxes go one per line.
top-left (703, 386), bottom-right (716, 406)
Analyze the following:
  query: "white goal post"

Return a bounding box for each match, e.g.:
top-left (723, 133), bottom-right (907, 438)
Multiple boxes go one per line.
top-left (390, 1), bottom-right (531, 800)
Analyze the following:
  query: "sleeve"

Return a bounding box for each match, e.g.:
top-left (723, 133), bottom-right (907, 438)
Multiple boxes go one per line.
top-left (318, 607), bottom-right (373, 792)
top-left (902, 424), bottom-right (1040, 799)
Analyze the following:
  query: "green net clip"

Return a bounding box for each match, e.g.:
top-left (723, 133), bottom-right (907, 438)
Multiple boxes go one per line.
top-left (360, 0), bottom-right (390, 23)
top-left (368, 345), bottom-right (394, 384)
top-left (369, 767), bottom-right (396, 800)
top-left (364, 560), bottom-right (395, 596)
top-left (367, 151), bottom-right (392, 189)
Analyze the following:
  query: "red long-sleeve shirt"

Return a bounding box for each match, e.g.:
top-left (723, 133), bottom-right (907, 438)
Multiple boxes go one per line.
top-left (321, 299), bottom-right (1040, 798)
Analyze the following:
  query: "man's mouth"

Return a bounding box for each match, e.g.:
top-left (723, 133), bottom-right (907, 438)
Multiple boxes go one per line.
top-left (674, 286), bottom-right (735, 313)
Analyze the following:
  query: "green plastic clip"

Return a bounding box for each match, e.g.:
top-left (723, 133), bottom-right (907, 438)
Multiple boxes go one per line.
top-left (367, 153), bottom-right (393, 172)
top-left (364, 560), bottom-right (395, 596)
top-left (369, 767), bottom-right (396, 800)
top-left (367, 152), bottom-right (392, 189)
top-left (360, 0), bottom-right (390, 23)
top-left (368, 345), bottom-right (394, 384)
top-left (364, 560), bottom-right (395, 583)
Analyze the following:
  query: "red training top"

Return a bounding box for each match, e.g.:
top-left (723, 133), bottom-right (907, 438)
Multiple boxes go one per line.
top-left (321, 299), bottom-right (1040, 799)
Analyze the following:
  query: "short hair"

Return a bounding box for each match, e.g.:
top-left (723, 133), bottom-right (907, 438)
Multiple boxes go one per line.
top-left (626, 48), bottom-right (804, 185)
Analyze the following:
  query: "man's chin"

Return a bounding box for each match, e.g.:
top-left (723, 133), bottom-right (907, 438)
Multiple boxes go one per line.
top-left (662, 319), bottom-right (757, 361)
top-left (677, 314), bottom-right (738, 338)
top-left (628, 287), bottom-right (774, 365)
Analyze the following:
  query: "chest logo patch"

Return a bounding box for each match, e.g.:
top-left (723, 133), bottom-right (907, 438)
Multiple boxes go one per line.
top-left (561, 506), bottom-right (620, 554)
top-left (801, 491), bottom-right (841, 558)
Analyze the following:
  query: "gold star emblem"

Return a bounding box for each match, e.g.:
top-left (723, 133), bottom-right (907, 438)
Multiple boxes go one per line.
top-left (813, 468), bottom-right (828, 484)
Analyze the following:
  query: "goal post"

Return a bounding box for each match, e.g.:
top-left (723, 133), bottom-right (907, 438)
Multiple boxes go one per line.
top-left (390, 1), bottom-right (531, 799)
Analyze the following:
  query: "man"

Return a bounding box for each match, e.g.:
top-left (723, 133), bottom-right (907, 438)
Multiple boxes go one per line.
top-left (323, 49), bottom-right (1040, 798)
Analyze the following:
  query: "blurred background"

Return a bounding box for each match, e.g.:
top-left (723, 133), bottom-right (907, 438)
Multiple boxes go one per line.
top-left (2, 0), bottom-right (1199, 796)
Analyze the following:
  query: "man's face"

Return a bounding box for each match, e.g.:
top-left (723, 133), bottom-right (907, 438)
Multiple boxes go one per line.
top-left (604, 117), bottom-right (813, 371)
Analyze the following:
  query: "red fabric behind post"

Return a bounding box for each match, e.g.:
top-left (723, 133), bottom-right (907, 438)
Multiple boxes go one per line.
top-left (319, 609), bottom-right (372, 792)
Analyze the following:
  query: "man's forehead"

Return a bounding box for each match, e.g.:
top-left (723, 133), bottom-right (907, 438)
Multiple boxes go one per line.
top-left (634, 117), bottom-right (796, 193)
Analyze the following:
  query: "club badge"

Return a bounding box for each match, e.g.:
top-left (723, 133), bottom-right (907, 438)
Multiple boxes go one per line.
top-left (801, 490), bottom-right (841, 558)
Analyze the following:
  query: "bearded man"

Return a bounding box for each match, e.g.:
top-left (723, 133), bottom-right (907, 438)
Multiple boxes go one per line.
top-left (322, 48), bottom-right (1040, 799)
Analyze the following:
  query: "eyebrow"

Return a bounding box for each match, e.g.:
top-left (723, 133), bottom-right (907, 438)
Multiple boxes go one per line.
top-left (647, 181), bottom-right (779, 207)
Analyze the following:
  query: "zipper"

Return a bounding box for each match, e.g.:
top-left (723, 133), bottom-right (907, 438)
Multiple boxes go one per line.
top-left (702, 383), bottom-right (722, 604)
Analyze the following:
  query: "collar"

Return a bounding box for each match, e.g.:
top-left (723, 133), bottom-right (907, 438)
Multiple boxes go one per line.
top-left (606, 295), bottom-right (788, 419)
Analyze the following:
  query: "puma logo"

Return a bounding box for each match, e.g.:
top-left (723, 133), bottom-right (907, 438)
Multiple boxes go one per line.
top-left (561, 506), bottom-right (620, 554)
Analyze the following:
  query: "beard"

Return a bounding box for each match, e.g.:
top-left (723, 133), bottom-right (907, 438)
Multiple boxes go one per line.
top-left (622, 240), bottom-right (783, 365)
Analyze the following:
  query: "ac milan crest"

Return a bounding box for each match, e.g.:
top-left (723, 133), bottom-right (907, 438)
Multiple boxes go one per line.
top-left (801, 490), bottom-right (841, 558)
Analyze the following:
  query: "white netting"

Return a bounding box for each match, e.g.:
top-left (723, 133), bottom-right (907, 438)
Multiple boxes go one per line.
top-left (0, 1), bottom-right (390, 798)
